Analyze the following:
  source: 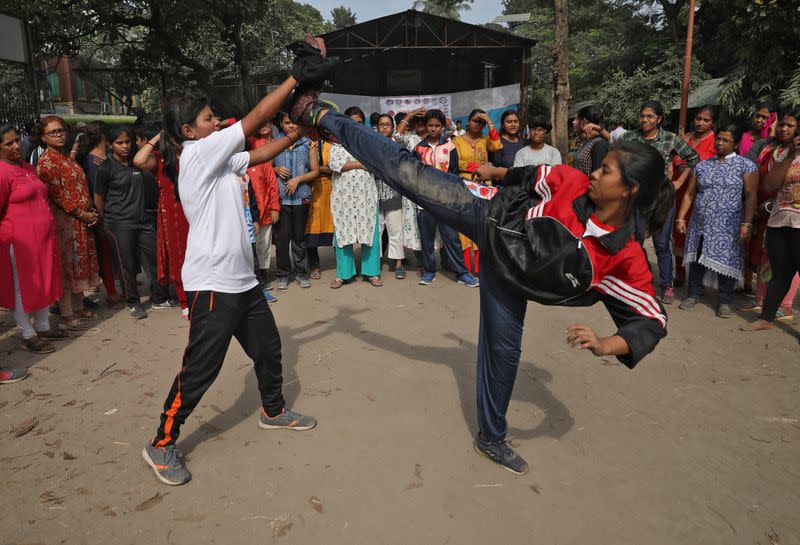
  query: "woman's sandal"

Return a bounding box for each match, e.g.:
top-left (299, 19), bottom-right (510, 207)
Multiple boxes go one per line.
top-left (776, 308), bottom-right (794, 321)
top-left (310, 268), bottom-right (322, 280)
top-left (330, 278), bottom-right (345, 289)
top-left (20, 336), bottom-right (55, 354)
top-left (367, 276), bottom-right (384, 287)
top-left (735, 298), bottom-right (762, 312)
top-left (75, 309), bottom-right (100, 320)
top-left (39, 329), bottom-right (74, 341)
top-left (58, 317), bottom-right (90, 331)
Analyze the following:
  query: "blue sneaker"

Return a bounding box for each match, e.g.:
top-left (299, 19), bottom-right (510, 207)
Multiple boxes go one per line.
top-left (419, 272), bottom-right (435, 285)
top-left (262, 288), bottom-right (278, 304)
top-left (457, 273), bottom-right (479, 288)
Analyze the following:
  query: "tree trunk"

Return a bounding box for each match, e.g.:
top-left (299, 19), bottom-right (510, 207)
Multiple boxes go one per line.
top-left (229, 23), bottom-right (255, 111)
top-left (551, 0), bottom-right (570, 160)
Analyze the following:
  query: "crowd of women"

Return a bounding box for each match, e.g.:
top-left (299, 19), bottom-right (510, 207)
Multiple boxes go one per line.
top-left (2, 96), bottom-right (800, 383)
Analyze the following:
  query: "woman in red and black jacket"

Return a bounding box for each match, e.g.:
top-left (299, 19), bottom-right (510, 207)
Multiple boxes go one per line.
top-left (296, 102), bottom-right (673, 475)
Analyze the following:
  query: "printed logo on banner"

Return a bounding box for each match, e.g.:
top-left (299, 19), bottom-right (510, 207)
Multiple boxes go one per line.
top-left (379, 94), bottom-right (453, 119)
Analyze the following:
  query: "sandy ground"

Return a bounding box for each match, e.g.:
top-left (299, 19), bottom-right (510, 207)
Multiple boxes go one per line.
top-left (1, 248), bottom-right (799, 545)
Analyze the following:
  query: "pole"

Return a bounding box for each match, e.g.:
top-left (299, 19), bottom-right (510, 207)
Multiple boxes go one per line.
top-left (678, 0), bottom-right (696, 135)
top-left (551, 0), bottom-right (570, 159)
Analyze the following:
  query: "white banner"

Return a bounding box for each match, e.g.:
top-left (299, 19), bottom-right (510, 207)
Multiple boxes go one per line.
top-left (379, 94), bottom-right (453, 119)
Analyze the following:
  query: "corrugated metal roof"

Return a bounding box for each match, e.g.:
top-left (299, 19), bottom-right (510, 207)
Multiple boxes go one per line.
top-left (671, 77), bottom-right (725, 109)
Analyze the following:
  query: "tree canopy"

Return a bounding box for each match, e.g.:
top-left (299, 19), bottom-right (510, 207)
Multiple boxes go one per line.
top-left (411, 0), bottom-right (474, 20)
top-left (330, 6), bottom-right (357, 29)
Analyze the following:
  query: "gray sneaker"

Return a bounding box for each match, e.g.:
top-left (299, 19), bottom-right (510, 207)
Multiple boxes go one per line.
top-left (679, 296), bottom-right (699, 310)
top-left (717, 303), bottom-right (732, 318)
top-left (129, 304), bottom-right (148, 319)
top-left (275, 277), bottom-right (290, 291)
top-left (296, 276), bottom-right (311, 289)
top-left (141, 443), bottom-right (191, 486)
top-left (474, 434), bottom-right (529, 475)
top-left (258, 408), bottom-right (316, 431)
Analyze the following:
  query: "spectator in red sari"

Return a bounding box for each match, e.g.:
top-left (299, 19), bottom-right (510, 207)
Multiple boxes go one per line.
top-left (0, 124), bottom-right (68, 358)
top-left (739, 110), bottom-right (800, 318)
top-left (671, 105), bottom-right (717, 284)
top-left (36, 116), bottom-right (101, 331)
top-left (76, 122), bottom-right (122, 308)
top-left (133, 125), bottom-right (190, 318)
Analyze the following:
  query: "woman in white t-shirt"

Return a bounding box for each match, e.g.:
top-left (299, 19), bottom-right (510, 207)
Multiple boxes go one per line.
top-left (142, 36), bottom-right (338, 486)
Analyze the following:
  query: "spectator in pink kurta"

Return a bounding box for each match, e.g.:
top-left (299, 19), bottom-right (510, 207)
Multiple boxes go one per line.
top-left (0, 124), bottom-right (69, 361)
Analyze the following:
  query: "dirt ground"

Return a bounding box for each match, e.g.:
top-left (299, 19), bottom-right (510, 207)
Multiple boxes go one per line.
top-left (1, 248), bottom-right (799, 545)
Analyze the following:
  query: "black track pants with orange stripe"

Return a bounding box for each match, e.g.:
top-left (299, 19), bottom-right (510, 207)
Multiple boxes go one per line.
top-left (152, 287), bottom-right (285, 447)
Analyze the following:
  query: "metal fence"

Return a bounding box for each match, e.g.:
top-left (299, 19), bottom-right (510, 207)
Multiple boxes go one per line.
top-left (0, 61), bottom-right (39, 130)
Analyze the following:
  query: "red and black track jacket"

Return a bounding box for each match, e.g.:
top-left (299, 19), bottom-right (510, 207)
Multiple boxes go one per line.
top-left (484, 164), bottom-right (667, 368)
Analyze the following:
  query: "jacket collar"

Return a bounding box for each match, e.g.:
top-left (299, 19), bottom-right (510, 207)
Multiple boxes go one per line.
top-left (571, 192), bottom-right (635, 254)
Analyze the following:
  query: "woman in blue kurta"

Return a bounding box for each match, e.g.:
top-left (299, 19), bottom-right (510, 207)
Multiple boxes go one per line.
top-left (676, 126), bottom-right (759, 317)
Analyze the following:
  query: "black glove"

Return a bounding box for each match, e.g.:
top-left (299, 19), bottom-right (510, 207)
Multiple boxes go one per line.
top-left (289, 40), bottom-right (324, 59)
top-left (290, 55), bottom-right (340, 84)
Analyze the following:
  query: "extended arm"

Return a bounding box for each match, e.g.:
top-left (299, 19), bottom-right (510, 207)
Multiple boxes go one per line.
top-left (763, 149), bottom-right (796, 193)
top-left (133, 133), bottom-right (160, 172)
top-left (675, 173), bottom-right (697, 233)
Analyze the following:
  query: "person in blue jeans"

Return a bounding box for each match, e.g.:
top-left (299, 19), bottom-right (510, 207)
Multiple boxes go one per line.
top-left (412, 109), bottom-right (478, 288)
top-left (294, 101), bottom-right (670, 475)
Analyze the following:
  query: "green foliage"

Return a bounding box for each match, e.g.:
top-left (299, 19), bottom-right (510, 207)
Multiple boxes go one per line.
top-left (5, 0), bottom-right (328, 113)
top-left (330, 6), bottom-right (357, 29)
top-left (506, 1), bottom-right (674, 119)
top-left (593, 51), bottom-right (708, 126)
top-left (695, 0), bottom-right (800, 116)
top-left (411, 0), bottom-right (474, 20)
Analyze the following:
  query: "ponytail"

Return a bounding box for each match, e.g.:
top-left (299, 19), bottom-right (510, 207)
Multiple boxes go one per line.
top-left (163, 89), bottom-right (210, 201)
top-left (612, 141), bottom-right (673, 234)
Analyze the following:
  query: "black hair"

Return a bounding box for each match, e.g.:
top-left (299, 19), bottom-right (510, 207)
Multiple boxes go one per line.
top-left (611, 141), bottom-right (672, 234)
top-left (394, 112), bottom-right (405, 126)
top-left (75, 121), bottom-right (106, 164)
top-left (529, 116), bottom-right (552, 132)
top-left (135, 122), bottom-right (160, 141)
top-left (105, 124), bottom-right (134, 147)
top-left (755, 101), bottom-right (775, 112)
top-left (781, 108), bottom-right (800, 122)
top-left (716, 124), bottom-right (743, 144)
top-left (576, 104), bottom-right (603, 126)
top-left (456, 119), bottom-right (463, 125)
top-left (272, 111), bottom-right (290, 130)
top-left (377, 113), bottom-right (394, 127)
top-left (423, 109), bottom-right (446, 124)
top-left (369, 112), bottom-right (380, 127)
top-left (0, 123), bottom-right (16, 141)
top-left (162, 89), bottom-right (211, 201)
top-left (468, 109), bottom-right (486, 122)
top-left (499, 110), bottom-right (521, 135)
top-left (344, 106), bottom-right (366, 123)
top-left (638, 99), bottom-right (664, 125)
top-left (695, 104), bottom-right (716, 122)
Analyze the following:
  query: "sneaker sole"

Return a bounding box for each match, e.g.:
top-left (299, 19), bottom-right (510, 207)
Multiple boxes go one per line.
top-left (473, 441), bottom-right (529, 475)
top-left (258, 419), bottom-right (317, 431)
top-left (457, 280), bottom-right (480, 288)
top-left (0, 374), bottom-right (28, 384)
top-left (141, 447), bottom-right (190, 486)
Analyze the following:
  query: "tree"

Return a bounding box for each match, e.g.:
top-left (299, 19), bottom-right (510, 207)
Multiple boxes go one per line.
top-left (5, 0), bottom-right (328, 113)
top-left (507, 0), bottom-right (665, 118)
top-left (593, 51), bottom-right (708, 127)
top-left (695, 0), bottom-right (800, 116)
top-left (610, 0), bottom-right (687, 44)
top-left (330, 6), bottom-right (357, 29)
top-left (411, 0), bottom-right (474, 20)
top-left (551, 0), bottom-right (569, 158)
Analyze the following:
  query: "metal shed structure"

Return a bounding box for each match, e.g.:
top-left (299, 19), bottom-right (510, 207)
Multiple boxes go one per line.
top-left (320, 10), bottom-right (536, 108)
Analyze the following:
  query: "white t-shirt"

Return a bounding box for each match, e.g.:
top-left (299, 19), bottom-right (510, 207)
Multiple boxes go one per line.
top-left (179, 121), bottom-right (257, 293)
top-left (513, 144), bottom-right (562, 167)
